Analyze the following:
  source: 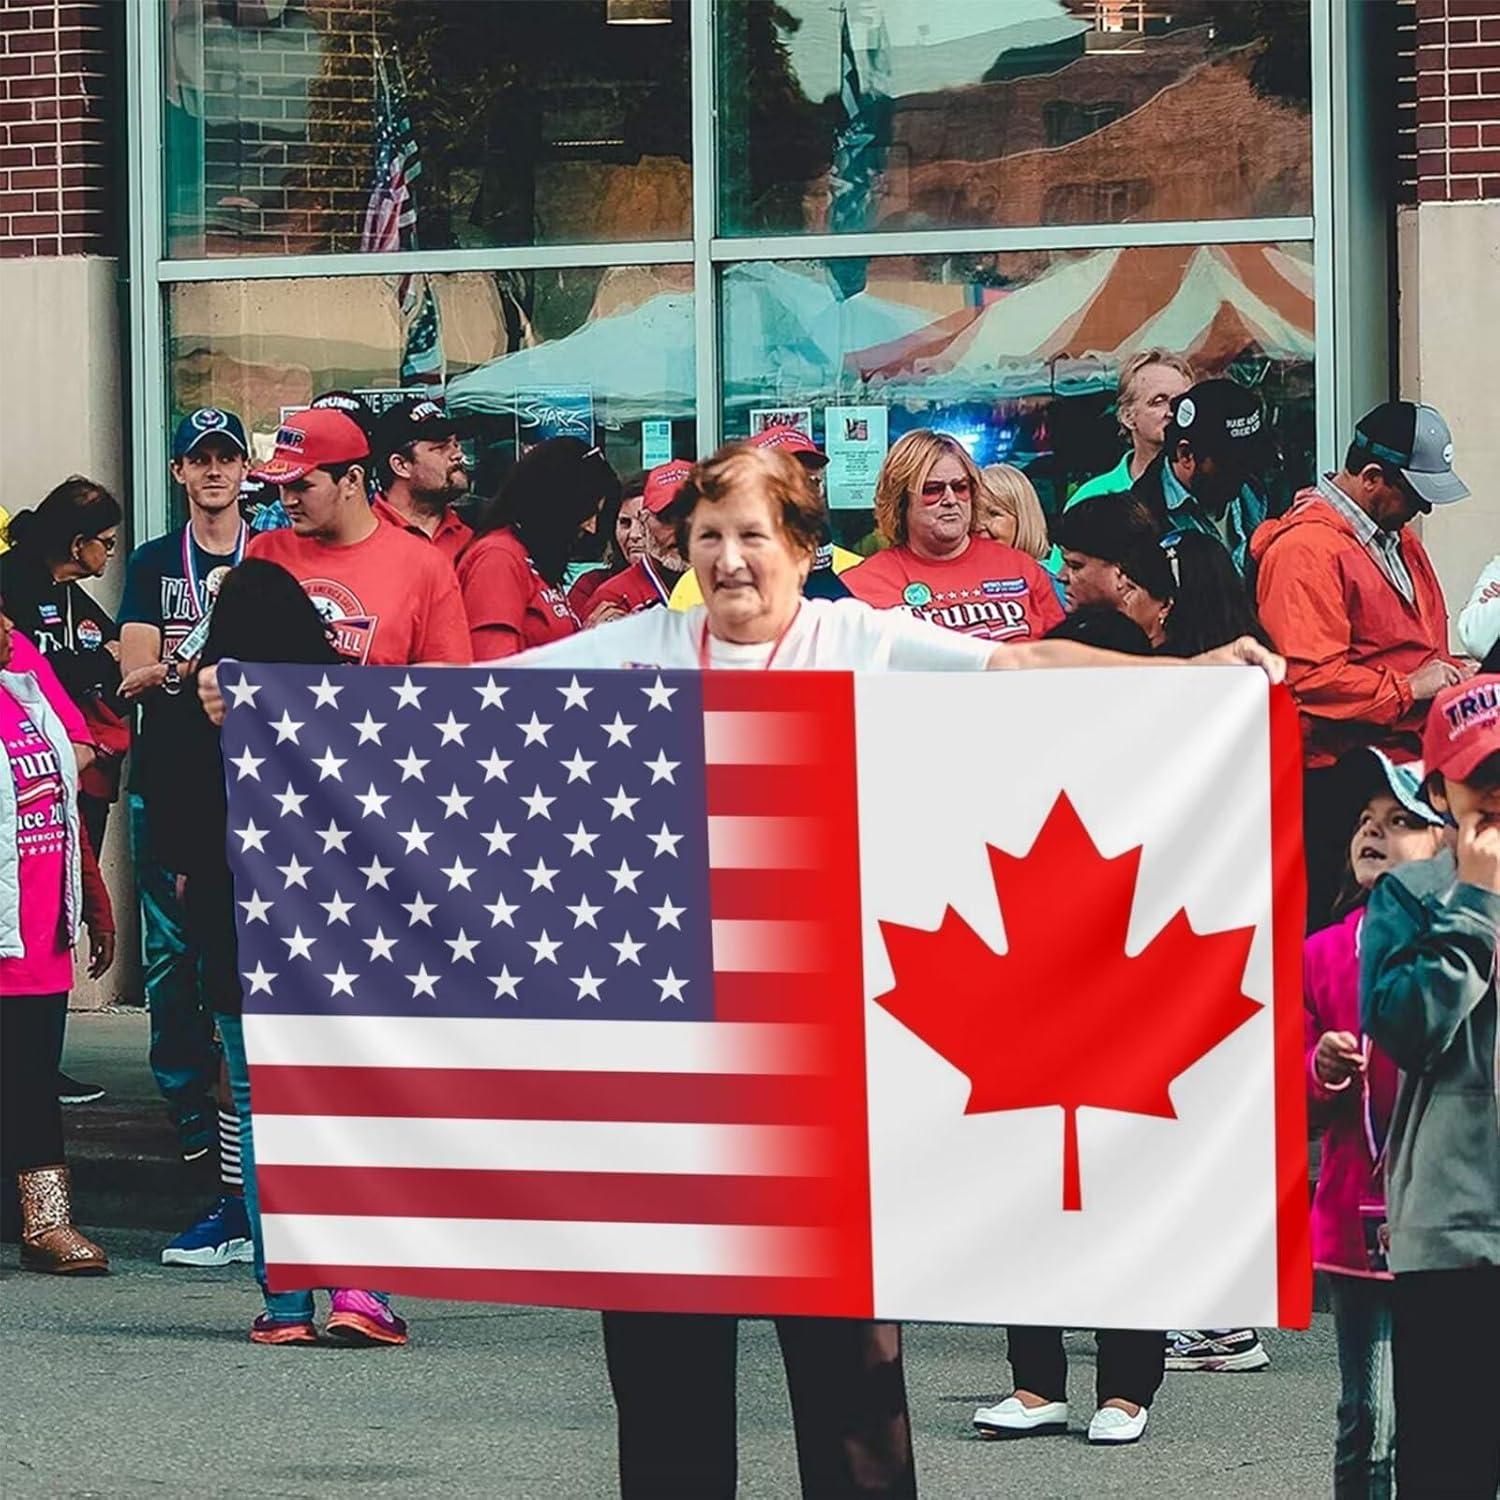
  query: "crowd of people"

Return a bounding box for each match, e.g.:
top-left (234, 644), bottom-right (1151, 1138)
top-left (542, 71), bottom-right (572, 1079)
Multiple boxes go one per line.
top-left (1, 360), bottom-right (1496, 1498)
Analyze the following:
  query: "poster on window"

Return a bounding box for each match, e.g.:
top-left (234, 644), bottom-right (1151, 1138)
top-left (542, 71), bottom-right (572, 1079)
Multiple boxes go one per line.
top-left (515, 387), bottom-right (595, 456)
top-left (824, 404), bottom-right (889, 511)
top-left (750, 406), bottom-right (813, 439)
top-left (641, 420), bottom-right (674, 469)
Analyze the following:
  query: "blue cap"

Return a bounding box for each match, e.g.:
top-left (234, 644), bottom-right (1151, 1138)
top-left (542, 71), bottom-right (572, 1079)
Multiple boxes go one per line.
top-left (172, 407), bottom-right (249, 460)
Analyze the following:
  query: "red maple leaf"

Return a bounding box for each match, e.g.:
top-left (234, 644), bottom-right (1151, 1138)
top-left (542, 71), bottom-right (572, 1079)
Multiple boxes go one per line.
top-left (875, 794), bottom-right (1260, 1211)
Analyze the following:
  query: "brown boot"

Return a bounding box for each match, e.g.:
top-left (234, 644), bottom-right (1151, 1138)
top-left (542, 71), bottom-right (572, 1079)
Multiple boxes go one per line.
top-left (17, 1165), bottom-right (108, 1275)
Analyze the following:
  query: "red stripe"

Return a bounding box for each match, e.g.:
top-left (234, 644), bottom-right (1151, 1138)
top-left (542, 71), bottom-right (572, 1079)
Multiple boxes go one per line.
top-left (1269, 683), bottom-right (1312, 1328)
top-left (248, 1066), bottom-right (834, 1124)
top-left (712, 973), bottom-right (842, 1023)
top-left (705, 764), bottom-right (831, 817)
top-left (702, 673), bottom-right (841, 714)
top-left (257, 1165), bottom-right (842, 1225)
top-left (264, 1265), bottom-right (867, 1317)
top-left (709, 868), bottom-right (836, 921)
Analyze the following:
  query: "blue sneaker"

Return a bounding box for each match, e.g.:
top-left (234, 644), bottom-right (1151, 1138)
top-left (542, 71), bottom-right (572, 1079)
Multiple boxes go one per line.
top-left (160, 1195), bottom-right (254, 1267)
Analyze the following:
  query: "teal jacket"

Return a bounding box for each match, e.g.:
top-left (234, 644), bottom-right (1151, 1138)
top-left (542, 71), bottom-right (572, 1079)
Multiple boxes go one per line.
top-left (1361, 848), bottom-right (1500, 1274)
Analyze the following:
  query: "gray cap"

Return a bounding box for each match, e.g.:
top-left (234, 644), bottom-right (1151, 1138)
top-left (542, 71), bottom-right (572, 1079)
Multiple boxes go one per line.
top-left (1353, 401), bottom-right (1469, 506)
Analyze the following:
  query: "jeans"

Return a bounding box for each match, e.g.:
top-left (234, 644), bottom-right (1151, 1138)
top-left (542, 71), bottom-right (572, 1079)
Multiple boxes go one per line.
top-left (128, 793), bottom-right (217, 1122)
top-left (1329, 1275), bottom-right (1395, 1500)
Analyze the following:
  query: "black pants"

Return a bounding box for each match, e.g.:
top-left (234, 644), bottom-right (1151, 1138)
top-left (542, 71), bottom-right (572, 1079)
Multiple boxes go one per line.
top-left (1007, 1326), bottom-right (1166, 1409)
top-left (1392, 1269), bottom-right (1500, 1498)
top-left (1, 994), bottom-right (68, 1173)
top-left (1304, 764), bottom-right (1350, 931)
top-left (602, 1312), bottom-right (916, 1499)
top-left (78, 792), bottom-right (110, 864)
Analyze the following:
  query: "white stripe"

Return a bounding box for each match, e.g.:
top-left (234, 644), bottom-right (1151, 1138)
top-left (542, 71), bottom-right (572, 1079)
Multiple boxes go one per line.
top-left (711, 919), bottom-right (824, 973)
top-left (244, 1015), bottom-right (827, 1074)
top-left (703, 711), bottom-right (822, 765)
top-left (707, 815), bottom-right (818, 869)
top-left (262, 1214), bottom-right (835, 1278)
top-left (252, 1114), bottom-right (830, 1176)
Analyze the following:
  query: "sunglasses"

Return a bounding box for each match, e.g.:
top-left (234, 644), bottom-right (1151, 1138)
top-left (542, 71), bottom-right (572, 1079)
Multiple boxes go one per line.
top-left (918, 477), bottom-right (972, 503)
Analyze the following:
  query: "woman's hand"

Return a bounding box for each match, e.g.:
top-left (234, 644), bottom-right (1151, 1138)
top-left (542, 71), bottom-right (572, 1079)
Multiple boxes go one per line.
top-left (586, 600), bottom-right (628, 629)
top-left (86, 923), bottom-right (116, 979)
top-left (120, 661), bottom-right (171, 701)
top-left (1194, 635), bottom-right (1286, 684)
top-left (198, 662), bottom-right (226, 726)
top-left (1314, 1029), bottom-right (1364, 1089)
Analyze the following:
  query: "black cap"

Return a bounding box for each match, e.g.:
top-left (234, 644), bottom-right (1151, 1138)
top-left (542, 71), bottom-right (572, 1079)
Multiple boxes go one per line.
top-left (310, 390), bottom-right (378, 447)
top-left (1046, 606), bottom-right (1154, 656)
top-left (1166, 379), bottom-right (1268, 468)
top-left (1055, 493), bottom-right (1160, 567)
top-left (1351, 401), bottom-right (1469, 506)
top-left (373, 396), bottom-right (462, 463)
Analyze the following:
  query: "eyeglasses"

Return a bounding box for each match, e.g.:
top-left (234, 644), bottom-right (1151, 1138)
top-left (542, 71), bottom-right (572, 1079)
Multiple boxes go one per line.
top-left (90, 533), bottom-right (119, 555)
top-left (918, 477), bottom-right (972, 503)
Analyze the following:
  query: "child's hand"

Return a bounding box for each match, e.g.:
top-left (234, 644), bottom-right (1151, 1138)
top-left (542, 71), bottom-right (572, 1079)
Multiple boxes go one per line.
top-left (1455, 810), bottom-right (1500, 894)
top-left (1314, 1030), bottom-right (1364, 1088)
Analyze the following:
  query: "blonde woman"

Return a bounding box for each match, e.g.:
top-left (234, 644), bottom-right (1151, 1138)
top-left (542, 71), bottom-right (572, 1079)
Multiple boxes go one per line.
top-left (1068, 349), bottom-right (1194, 509)
top-left (977, 463), bottom-right (1064, 587)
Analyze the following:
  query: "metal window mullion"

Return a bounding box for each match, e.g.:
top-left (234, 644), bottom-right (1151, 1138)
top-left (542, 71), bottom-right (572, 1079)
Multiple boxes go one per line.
top-left (1311, 0), bottom-right (1339, 476)
top-left (690, 0), bottom-right (719, 458)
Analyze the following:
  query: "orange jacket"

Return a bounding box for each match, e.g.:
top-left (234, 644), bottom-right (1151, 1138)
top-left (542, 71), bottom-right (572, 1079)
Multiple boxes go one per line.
top-left (1251, 487), bottom-right (1457, 768)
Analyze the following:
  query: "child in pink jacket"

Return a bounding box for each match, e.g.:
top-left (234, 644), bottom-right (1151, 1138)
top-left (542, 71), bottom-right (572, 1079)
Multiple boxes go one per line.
top-left (1305, 749), bottom-right (1446, 1499)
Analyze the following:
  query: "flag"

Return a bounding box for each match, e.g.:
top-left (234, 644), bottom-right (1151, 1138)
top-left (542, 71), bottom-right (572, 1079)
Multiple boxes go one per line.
top-left (220, 664), bottom-right (1310, 1330)
top-left (359, 49), bottom-right (422, 257)
top-left (399, 274), bottom-right (445, 392)
top-left (827, 6), bottom-right (879, 298)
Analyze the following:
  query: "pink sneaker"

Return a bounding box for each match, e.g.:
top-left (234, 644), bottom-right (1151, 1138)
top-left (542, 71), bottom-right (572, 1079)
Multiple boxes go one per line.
top-left (324, 1289), bottom-right (408, 1346)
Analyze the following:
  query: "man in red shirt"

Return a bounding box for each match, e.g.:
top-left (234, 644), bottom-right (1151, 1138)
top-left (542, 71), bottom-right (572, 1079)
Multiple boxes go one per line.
top-left (368, 398), bottom-right (474, 564)
top-left (245, 408), bottom-right (472, 666)
top-left (582, 460), bottom-right (694, 624)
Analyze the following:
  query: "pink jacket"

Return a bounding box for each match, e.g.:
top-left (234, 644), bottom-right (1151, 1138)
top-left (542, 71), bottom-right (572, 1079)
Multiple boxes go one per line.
top-left (1304, 907), bottom-right (1399, 1278)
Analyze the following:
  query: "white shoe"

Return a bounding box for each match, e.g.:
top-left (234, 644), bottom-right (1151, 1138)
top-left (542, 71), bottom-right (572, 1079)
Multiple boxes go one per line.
top-left (973, 1396), bottom-right (1069, 1438)
top-left (1088, 1404), bottom-right (1148, 1445)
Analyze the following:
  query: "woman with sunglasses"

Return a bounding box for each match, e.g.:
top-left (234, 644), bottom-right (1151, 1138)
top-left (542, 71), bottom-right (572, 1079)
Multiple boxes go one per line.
top-left (843, 431), bottom-right (1064, 645)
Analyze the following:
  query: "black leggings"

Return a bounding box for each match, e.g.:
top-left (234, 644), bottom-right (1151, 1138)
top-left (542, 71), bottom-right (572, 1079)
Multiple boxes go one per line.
top-left (1, 994), bottom-right (68, 1173)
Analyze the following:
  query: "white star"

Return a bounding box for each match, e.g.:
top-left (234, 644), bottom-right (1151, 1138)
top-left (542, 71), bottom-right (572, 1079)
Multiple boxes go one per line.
top-left (229, 747), bottom-right (263, 781)
top-left (527, 930), bottom-right (562, 965)
top-left (650, 896), bottom-right (685, 930)
top-left (566, 894), bottom-right (602, 929)
top-left (444, 929), bottom-right (479, 964)
top-left (242, 962), bottom-right (277, 995)
top-left (610, 931), bottom-right (646, 966)
top-left (489, 967), bottom-right (522, 1000)
top-left (519, 712), bottom-right (553, 747)
top-left (558, 676), bottom-right (592, 710)
top-left (399, 820), bottom-right (433, 855)
top-left (270, 710), bottom-right (303, 744)
top-left (564, 822), bottom-right (599, 857)
top-left (477, 748), bottom-right (512, 782)
top-left (323, 963), bottom-right (358, 997)
top-left (395, 748), bottom-right (429, 782)
top-left (226, 677), bottom-right (261, 708)
top-left (435, 712), bottom-right (469, 746)
top-left (312, 747), bottom-right (346, 781)
top-left (474, 675), bottom-right (508, 709)
top-left (309, 673), bottom-right (342, 709)
top-left (571, 967), bottom-right (606, 1002)
top-left (524, 859), bottom-right (558, 893)
top-left (484, 891), bottom-right (519, 927)
top-left (352, 710), bottom-right (386, 745)
top-left (281, 926), bottom-right (316, 961)
top-left (356, 783), bottom-right (390, 819)
top-left (316, 820), bottom-right (350, 854)
top-left (403, 892), bottom-right (436, 927)
top-left (437, 783), bottom-right (472, 820)
top-left (235, 820), bottom-right (267, 853)
top-left (642, 676), bottom-right (676, 711)
top-left (440, 857), bottom-right (476, 892)
top-left (561, 749), bottom-right (595, 783)
top-left (608, 860), bottom-right (641, 894)
top-left (481, 821), bottom-right (515, 856)
top-left (362, 927), bottom-right (398, 962)
top-left (272, 784), bottom-right (307, 818)
top-left (648, 822), bottom-right (683, 858)
top-left (278, 855), bottom-right (311, 889)
top-left (239, 891), bottom-right (272, 924)
top-left (644, 751), bottom-right (679, 785)
top-left (359, 856), bottom-right (393, 890)
top-left (392, 674), bottom-right (425, 710)
top-left (655, 969), bottom-right (689, 1003)
top-left (601, 713), bottom-right (636, 747)
top-left (603, 785), bottom-right (639, 821)
top-left (406, 964), bottom-right (440, 998)
top-left (320, 890), bottom-right (355, 925)
top-left (521, 784), bottom-right (555, 820)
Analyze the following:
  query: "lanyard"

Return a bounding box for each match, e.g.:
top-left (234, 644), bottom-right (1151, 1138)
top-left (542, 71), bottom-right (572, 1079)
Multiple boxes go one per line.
top-left (697, 605), bottom-right (801, 672)
top-left (1350, 914), bottom-right (1390, 1171)
top-left (643, 559), bottom-right (674, 607)
top-left (182, 521), bottom-right (246, 619)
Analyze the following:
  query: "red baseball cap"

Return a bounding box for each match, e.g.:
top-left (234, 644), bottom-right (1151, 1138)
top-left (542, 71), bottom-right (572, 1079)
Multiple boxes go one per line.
top-left (748, 425), bottom-right (829, 468)
top-left (251, 408), bottom-right (371, 484)
top-left (1423, 674), bottom-right (1500, 782)
top-left (642, 460), bottom-right (695, 517)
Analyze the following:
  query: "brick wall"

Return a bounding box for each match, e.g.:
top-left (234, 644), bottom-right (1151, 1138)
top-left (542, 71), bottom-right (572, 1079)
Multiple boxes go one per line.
top-left (1416, 0), bottom-right (1500, 201)
top-left (0, 0), bottom-right (114, 257)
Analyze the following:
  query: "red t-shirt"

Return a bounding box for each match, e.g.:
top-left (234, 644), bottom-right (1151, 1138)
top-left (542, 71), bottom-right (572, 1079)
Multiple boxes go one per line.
top-left (371, 495), bottom-right (474, 566)
top-left (456, 528), bottom-right (578, 660)
top-left (583, 558), bottom-right (674, 620)
top-left (843, 537), bottom-right (1065, 643)
top-left (566, 566), bottom-right (615, 617)
top-left (246, 523), bottom-right (473, 666)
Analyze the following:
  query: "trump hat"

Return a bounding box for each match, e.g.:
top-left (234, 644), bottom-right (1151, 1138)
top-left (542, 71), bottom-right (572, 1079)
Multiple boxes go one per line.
top-left (642, 459), bottom-right (695, 516)
top-left (1423, 674), bottom-right (1500, 783)
top-left (250, 408), bottom-right (371, 485)
top-left (748, 426), bottom-right (829, 469)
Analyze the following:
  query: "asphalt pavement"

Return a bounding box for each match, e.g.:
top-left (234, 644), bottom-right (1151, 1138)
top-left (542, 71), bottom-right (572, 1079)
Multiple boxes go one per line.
top-left (2, 1013), bottom-right (1341, 1499)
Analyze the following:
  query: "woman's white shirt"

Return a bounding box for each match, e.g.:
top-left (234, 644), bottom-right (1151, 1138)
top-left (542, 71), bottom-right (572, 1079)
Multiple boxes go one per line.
top-left (504, 598), bottom-right (994, 673)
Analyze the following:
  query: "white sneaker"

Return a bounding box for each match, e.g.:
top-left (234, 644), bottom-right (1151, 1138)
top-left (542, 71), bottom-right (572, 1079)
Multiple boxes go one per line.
top-left (973, 1396), bottom-right (1069, 1438)
top-left (1087, 1404), bottom-right (1149, 1445)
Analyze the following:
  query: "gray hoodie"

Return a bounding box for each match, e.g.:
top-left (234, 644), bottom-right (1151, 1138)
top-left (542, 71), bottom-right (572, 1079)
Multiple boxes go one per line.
top-left (1361, 847), bottom-right (1500, 1275)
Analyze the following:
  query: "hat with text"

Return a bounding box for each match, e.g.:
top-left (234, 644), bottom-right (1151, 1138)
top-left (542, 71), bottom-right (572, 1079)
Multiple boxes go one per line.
top-left (250, 408), bottom-right (371, 485)
top-left (1167, 379), bottom-right (1268, 469)
top-left (1353, 400), bottom-right (1469, 506)
top-left (310, 389), bottom-right (378, 445)
top-left (748, 425), bottom-right (829, 469)
top-left (372, 396), bottom-right (462, 462)
top-left (1423, 674), bottom-right (1500, 783)
top-left (172, 407), bottom-right (249, 460)
top-left (642, 459), bottom-right (695, 516)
